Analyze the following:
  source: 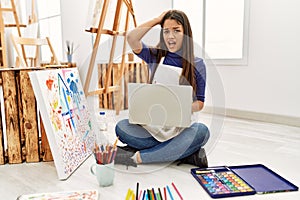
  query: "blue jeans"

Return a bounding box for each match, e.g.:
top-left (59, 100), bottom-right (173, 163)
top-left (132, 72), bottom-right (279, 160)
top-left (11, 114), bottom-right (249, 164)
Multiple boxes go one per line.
top-left (115, 119), bottom-right (210, 164)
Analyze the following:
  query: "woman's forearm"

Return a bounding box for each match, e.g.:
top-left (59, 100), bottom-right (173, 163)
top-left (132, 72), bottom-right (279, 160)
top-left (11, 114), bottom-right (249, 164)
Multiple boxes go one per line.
top-left (127, 12), bottom-right (166, 53)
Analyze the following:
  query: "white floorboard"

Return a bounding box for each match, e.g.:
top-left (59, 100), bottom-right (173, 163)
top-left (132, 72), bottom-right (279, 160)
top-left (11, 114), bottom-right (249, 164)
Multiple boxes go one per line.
top-left (0, 111), bottom-right (299, 200)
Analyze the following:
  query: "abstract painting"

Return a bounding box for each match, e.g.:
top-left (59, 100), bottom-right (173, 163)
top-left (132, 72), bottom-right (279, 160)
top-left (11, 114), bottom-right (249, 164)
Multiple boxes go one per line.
top-left (29, 68), bottom-right (96, 180)
top-left (17, 189), bottom-right (99, 200)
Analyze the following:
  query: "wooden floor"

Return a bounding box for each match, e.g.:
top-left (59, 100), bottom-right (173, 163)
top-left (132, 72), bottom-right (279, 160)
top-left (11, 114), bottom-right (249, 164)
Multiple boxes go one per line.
top-left (0, 111), bottom-right (299, 199)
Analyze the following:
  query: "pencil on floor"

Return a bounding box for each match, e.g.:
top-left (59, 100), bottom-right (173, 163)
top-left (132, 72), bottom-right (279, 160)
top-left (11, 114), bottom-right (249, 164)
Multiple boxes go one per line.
top-left (136, 182), bottom-right (139, 200)
top-left (141, 190), bottom-right (146, 200)
top-left (150, 188), bottom-right (154, 200)
top-left (171, 182), bottom-right (183, 200)
top-left (138, 190), bottom-right (142, 200)
top-left (156, 193), bottom-right (161, 200)
top-left (166, 185), bottom-right (174, 200)
top-left (147, 189), bottom-right (151, 200)
top-left (158, 187), bottom-right (163, 200)
top-left (125, 189), bottom-right (130, 200)
top-left (125, 189), bottom-right (132, 200)
top-left (152, 188), bottom-right (156, 200)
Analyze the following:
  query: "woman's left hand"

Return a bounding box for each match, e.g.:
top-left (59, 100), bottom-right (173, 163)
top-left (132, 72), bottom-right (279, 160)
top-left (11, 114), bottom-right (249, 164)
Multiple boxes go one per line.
top-left (192, 100), bottom-right (204, 112)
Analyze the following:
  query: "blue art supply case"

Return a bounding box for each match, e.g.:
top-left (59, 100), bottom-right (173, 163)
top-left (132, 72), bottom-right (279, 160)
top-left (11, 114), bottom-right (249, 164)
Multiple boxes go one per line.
top-left (191, 164), bottom-right (298, 198)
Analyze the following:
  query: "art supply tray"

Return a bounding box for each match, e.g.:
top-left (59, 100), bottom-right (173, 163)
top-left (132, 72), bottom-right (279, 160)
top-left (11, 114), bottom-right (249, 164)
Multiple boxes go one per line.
top-left (191, 164), bottom-right (298, 198)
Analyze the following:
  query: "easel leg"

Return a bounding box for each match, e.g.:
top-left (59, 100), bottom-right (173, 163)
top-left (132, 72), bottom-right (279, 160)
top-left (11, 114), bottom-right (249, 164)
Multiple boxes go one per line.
top-left (115, 8), bottom-right (131, 114)
top-left (84, 0), bottom-right (110, 94)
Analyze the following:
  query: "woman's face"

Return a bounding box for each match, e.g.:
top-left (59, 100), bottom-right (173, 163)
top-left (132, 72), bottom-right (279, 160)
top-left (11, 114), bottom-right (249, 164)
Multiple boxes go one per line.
top-left (162, 19), bottom-right (184, 53)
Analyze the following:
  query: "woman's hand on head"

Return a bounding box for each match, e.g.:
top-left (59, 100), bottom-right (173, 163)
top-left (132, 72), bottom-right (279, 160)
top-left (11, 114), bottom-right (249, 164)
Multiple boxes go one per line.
top-left (154, 11), bottom-right (168, 25)
top-left (127, 10), bottom-right (169, 54)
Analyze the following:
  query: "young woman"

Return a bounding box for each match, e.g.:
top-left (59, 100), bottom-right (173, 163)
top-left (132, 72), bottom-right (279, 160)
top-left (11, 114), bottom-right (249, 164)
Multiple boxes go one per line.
top-left (114, 10), bottom-right (210, 167)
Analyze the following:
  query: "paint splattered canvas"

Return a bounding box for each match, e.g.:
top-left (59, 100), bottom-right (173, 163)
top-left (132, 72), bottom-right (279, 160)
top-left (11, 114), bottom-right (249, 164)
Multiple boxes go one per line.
top-left (17, 189), bottom-right (99, 200)
top-left (29, 68), bottom-right (96, 180)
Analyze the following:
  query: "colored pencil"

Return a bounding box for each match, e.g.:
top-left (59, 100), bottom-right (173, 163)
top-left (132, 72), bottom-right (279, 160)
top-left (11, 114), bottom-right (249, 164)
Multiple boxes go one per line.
top-left (97, 152), bottom-right (103, 164)
top-left (136, 182), bottom-right (139, 200)
top-left (166, 185), bottom-right (174, 200)
top-left (152, 188), bottom-right (156, 200)
top-left (138, 190), bottom-right (142, 200)
top-left (164, 187), bottom-right (167, 200)
top-left (141, 190), bottom-right (146, 200)
top-left (158, 188), bottom-right (163, 200)
top-left (103, 151), bottom-right (107, 164)
top-left (171, 182), bottom-right (183, 200)
top-left (110, 148), bottom-right (117, 163)
top-left (147, 189), bottom-right (151, 200)
top-left (93, 143), bottom-right (118, 164)
top-left (113, 136), bottom-right (119, 148)
top-left (125, 189), bottom-right (132, 200)
top-left (107, 149), bottom-right (113, 163)
top-left (156, 193), bottom-right (161, 200)
top-left (100, 144), bottom-right (105, 152)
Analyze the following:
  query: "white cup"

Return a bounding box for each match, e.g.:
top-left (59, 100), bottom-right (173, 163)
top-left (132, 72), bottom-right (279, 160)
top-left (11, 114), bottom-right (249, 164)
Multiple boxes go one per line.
top-left (90, 162), bottom-right (115, 187)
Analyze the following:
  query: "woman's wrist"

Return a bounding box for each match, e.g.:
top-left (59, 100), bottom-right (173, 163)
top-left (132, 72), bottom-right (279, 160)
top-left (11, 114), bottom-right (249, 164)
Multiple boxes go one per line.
top-left (150, 11), bottom-right (167, 27)
top-left (153, 17), bottom-right (161, 25)
top-left (148, 17), bottom-right (161, 27)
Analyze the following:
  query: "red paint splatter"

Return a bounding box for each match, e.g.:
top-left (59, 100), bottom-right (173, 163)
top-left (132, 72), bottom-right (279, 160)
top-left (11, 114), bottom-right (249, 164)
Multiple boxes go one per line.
top-left (46, 79), bottom-right (54, 90)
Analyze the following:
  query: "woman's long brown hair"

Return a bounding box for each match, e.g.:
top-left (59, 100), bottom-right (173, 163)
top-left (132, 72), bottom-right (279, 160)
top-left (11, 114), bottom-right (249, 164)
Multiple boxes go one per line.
top-left (149, 10), bottom-right (196, 90)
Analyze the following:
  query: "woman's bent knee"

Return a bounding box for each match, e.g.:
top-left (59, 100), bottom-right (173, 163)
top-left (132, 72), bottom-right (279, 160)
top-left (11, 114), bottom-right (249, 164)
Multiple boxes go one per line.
top-left (193, 123), bottom-right (210, 145)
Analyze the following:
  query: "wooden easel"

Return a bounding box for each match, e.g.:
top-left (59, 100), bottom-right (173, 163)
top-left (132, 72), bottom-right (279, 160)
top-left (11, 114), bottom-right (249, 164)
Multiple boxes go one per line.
top-left (28, 0), bottom-right (37, 24)
top-left (0, 0), bottom-right (26, 68)
top-left (84, 0), bottom-right (137, 114)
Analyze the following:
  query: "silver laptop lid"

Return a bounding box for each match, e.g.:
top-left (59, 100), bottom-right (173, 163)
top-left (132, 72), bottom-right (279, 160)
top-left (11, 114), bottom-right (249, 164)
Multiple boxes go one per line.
top-left (128, 83), bottom-right (192, 127)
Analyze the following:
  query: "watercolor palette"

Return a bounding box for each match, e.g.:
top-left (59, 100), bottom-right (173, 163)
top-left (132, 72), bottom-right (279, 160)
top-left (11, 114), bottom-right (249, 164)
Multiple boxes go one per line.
top-left (191, 164), bottom-right (298, 198)
top-left (191, 167), bottom-right (255, 198)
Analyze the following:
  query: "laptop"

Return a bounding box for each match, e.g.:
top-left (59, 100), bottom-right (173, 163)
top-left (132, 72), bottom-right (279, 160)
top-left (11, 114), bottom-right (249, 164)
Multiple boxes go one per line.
top-left (128, 83), bottom-right (193, 127)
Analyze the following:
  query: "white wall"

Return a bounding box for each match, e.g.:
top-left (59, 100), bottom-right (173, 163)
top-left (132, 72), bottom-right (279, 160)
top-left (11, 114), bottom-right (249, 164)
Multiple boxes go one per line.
top-left (60, 0), bottom-right (300, 119)
top-left (206, 0), bottom-right (300, 118)
top-left (60, 0), bottom-right (91, 71)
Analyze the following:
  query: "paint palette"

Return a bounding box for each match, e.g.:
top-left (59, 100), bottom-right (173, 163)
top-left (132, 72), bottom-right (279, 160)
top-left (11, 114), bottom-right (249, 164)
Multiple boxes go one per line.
top-left (191, 164), bottom-right (298, 198)
top-left (192, 168), bottom-right (255, 198)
